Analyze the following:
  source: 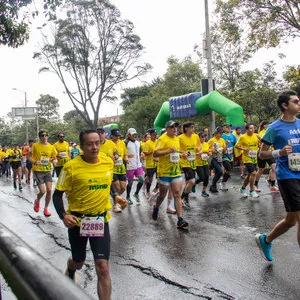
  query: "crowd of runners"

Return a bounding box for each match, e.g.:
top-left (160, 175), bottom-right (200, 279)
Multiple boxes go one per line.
top-left (1, 90), bottom-right (300, 300)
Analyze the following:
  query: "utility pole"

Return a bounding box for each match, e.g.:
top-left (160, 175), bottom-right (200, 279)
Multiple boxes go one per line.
top-left (204, 0), bottom-right (215, 136)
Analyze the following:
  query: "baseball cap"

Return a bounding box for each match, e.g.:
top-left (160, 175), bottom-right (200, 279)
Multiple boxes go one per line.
top-left (215, 126), bottom-right (223, 134)
top-left (111, 128), bottom-right (121, 136)
top-left (127, 128), bottom-right (137, 135)
top-left (96, 127), bottom-right (105, 132)
top-left (222, 123), bottom-right (232, 127)
top-left (165, 120), bottom-right (179, 128)
top-left (147, 128), bottom-right (157, 135)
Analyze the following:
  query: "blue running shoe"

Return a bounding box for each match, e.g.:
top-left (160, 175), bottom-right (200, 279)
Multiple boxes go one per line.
top-left (201, 191), bottom-right (209, 197)
top-left (133, 193), bottom-right (140, 204)
top-left (177, 218), bottom-right (189, 229)
top-left (126, 196), bottom-right (133, 205)
top-left (255, 233), bottom-right (273, 261)
top-left (152, 205), bottom-right (159, 220)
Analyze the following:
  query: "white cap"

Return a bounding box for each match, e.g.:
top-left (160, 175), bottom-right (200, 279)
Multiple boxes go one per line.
top-left (127, 128), bottom-right (137, 135)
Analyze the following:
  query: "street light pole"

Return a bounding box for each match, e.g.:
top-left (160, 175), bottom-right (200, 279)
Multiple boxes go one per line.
top-left (13, 88), bottom-right (29, 144)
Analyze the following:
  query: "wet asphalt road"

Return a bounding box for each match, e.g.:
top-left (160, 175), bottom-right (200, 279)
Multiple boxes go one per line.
top-left (1, 171), bottom-right (300, 300)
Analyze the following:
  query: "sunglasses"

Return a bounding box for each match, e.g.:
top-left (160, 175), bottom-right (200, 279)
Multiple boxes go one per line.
top-left (59, 136), bottom-right (65, 138)
top-left (291, 99), bottom-right (300, 104)
top-left (169, 125), bottom-right (177, 129)
top-left (40, 134), bottom-right (48, 137)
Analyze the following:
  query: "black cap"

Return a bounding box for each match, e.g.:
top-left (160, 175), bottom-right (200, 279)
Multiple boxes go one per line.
top-left (215, 126), bottom-right (223, 134)
top-left (111, 128), bottom-right (121, 136)
top-left (96, 127), bottom-right (104, 131)
top-left (165, 120), bottom-right (179, 128)
top-left (222, 123), bottom-right (232, 127)
top-left (147, 128), bottom-right (157, 135)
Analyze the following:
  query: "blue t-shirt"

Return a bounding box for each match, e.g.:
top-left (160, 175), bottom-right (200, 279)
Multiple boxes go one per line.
top-left (261, 118), bottom-right (300, 180)
top-left (70, 148), bottom-right (80, 159)
top-left (222, 133), bottom-right (237, 161)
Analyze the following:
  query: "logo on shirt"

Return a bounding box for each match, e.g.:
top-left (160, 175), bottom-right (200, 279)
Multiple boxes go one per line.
top-left (89, 184), bottom-right (108, 190)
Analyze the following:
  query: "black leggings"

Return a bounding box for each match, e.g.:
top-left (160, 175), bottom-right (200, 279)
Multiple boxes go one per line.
top-left (196, 165), bottom-right (209, 187)
top-left (210, 158), bottom-right (223, 186)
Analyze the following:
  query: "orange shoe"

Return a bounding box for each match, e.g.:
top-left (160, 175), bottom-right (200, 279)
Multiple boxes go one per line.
top-left (34, 200), bottom-right (40, 212)
top-left (44, 208), bottom-right (51, 217)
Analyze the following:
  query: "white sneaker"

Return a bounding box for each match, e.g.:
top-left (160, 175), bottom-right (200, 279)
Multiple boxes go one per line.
top-left (113, 203), bottom-right (122, 213)
top-left (250, 190), bottom-right (259, 198)
top-left (219, 182), bottom-right (228, 191)
top-left (240, 188), bottom-right (248, 198)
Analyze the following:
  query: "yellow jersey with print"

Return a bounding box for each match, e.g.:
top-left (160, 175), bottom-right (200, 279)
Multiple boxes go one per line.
top-left (31, 142), bottom-right (57, 172)
top-left (195, 141), bottom-right (210, 167)
top-left (56, 153), bottom-right (113, 223)
top-left (155, 134), bottom-right (181, 177)
top-left (235, 133), bottom-right (260, 164)
top-left (179, 133), bottom-right (200, 169)
top-left (208, 136), bottom-right (226, 162)
top-left (8, 149), bottom-right (22, 162)
top-left (113, 139), bottom-right (127, 175)
top-left (143, 139), bottom-right (157, 169)
top-left (54, 141), bottom-right (70, 167)
top-left (99, 140), bottom-right (117, 159)
top-left (233, 131), bottom-right (242, 157)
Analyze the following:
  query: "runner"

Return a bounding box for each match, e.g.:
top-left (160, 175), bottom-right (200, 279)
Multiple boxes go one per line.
top-left (125, 128), bottom-right (144, 205)
top-left (232, 127), bottom-right (245, 178)
top-left (255, 90), bottom-right (300, 262)
top-left (1, 145), bottom-right (11, 177)
top-left (9, 144), bottom-right (23, 190)
top-left (207, 127), bottom-right (227, 193)
top-left (22, 139), bottom-right (34, 184)
top-left (70, 143), bottom-right (81, 159)
top-left (153, 120), bottom-right (188, 229)
top-left (29, 129), bottom-right (57, 217)
top-left (220, 123), bottom-right (237, 191)
top-left (235, 123), bottom-right (260, 198)
top-left (53, 129), bottom-right (113, 299)
top-left (179, 121), bottom-right (199, 208)
top-left (54, 132), bottom-right (70, 177)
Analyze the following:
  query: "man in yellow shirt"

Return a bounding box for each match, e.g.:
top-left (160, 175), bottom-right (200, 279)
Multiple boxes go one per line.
top-left (233, 127), bottom-right (245, 178)
top-left (53, 129), bottom-right (113, 300)
top-left (29, 129), bottom-right (57, 217)
top-left (9, 144), bottom-right (23, 190)
top-left (53, 132), bottom-right (70, 177)
top-left (235, 123), bottom-right (260, 198)
top-left (153, 120), bottom-right (188, 229)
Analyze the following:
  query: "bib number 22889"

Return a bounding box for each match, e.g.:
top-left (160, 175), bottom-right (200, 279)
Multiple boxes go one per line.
top-left (80, 216), bottom-right (104, 237)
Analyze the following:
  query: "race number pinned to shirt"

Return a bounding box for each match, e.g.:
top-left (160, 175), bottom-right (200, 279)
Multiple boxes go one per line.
top-left (201, 153), bottom-right (208, 161)
top-left (80, 216), bottom-right (104, 237)
top-left (288, 153), bottom-right (300, 171)
top-left (40, 157), bottom-right (50, 166)
top-left (170, 152), bottom-right (180, 164)
top-left (248, 150), bottom-right (257, 158)
top-left (114, 157), bottom-right (123, 166)
top-left (59, 152), bottom-right (67, 158)
top-left (187, 152), bottom-right (195, 161)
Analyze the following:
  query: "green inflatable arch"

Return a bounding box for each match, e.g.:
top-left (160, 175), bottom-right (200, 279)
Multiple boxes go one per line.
top-left (154, 91), bottom-right (244, 133)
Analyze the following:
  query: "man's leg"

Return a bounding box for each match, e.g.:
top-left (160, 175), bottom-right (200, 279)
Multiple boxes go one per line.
top-left (95, 259), bottom-right (111, 300)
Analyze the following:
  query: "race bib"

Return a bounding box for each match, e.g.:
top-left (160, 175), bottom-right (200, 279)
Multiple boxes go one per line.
top-left (59, 152), bottom-right (67, 158)
top-left (217, 147), bottom-right (223, 154)
top-left (201, 153), bottom-right (208, 161)
top-left (170, 152), bottom-right (180, 164)
top-left (40, 157), bottom-right (50, 166)
top-left (80, 216), bottom-right (104, 237)
top-left (227, 147), bottom-right (233, 154)
top-left (288, 153), bottom-right (300, 171)
top-left (248, 150), bottom-right (257, 158)
top-left (114, 157), bottom-right (123, 166)
top-left (187, 152), bottom-right (195, 161)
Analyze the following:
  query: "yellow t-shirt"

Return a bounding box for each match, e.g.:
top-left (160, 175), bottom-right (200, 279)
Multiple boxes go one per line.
top-left (143, 139), bottom-right (157, 169)
top-left (99, 140), bottom-right (117, 159)
top-left (155, 134), bottom-right (181, 177)
top-left (179, 133), bottom-right (200, 169)
top-left (8, 149), bottom-right (22, 162)
top-left (53, 141), bottom-right (70, 167)
top-left (208, 136), bottom-right (226, 162)
top-left (55, 153), bottom-right (113, 223)
top-left (113, 139), bottom-right (127, 175)
top-left (31, 142), bottom-right (57, 172)
top-left (195, 141), bottom-right (210, 167)
top-left (233, 131), bottom-right (242, 157)
top-left (235, 133), bottom-right (260, 164)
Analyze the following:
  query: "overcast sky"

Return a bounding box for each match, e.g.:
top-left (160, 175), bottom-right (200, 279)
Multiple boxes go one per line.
top-left (0, 0), bottom-right (298, 120)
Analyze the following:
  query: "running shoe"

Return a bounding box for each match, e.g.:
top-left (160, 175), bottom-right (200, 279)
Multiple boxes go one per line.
top-left (34, 200), bottom-right (40, 212)
top-left (182, 198), bottom-right (190, 209)
top-left (113, 203), bottom-right (122, 213)
top-left (250, 190), bottom-right (259, 198)
top-left (126, 196), bottom-right (133, 205)
top-left (19, 184), bottom-right (22, 191)
top-left (254, 185), bottom-right (261, 192)
top-left (152, 205), bottom-right (159, 220)
top-left (240, 174), bottom-right (245, 179)
top-left (201, 191), bottom-right (209, 197)
top-left (13, 181), bottom-right (17, 189)
top-left (148, 191), bottom-right (158, 206)
top-left (177, 218), bottom-right (189, 229)
top-left (270, 186), bottom-right (279, 192)
top-left (209, 185), bottom-right (218, 193)
top-left (255, 233), bottom-right (273, 261)
top-left (240, 188), bottom-right (248, 198)
top-left (219, 182), bottom-right (228, 191)
top-left (166, 206), bottom-right (176, 214)
top-left (133, 193), bottom-right (140, 204)
top-left (44, 208), bottom-right (51, 217)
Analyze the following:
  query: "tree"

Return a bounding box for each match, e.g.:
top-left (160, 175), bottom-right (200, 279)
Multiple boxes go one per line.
top-left (283, 65), bottom-right (300, 95)
top-left (63, 109), bottom-right (87, 133)
top-left (34, 0), bottom-right (151, 129)
top-left (215, 0), bottom-right (300, 49)
top-left (36, 94), bottom-right (59, 121)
